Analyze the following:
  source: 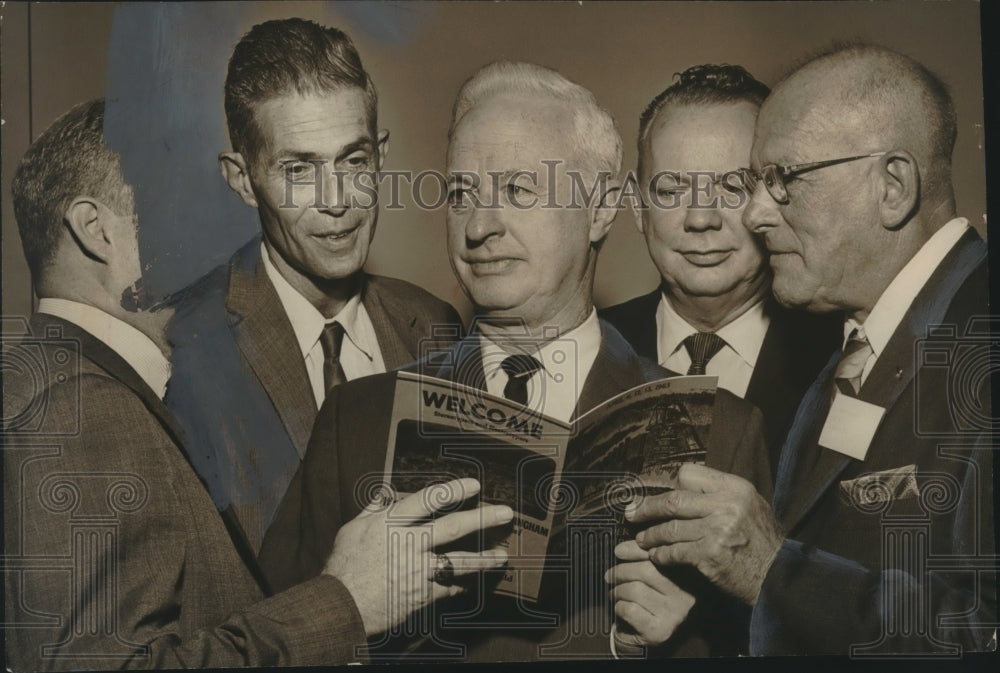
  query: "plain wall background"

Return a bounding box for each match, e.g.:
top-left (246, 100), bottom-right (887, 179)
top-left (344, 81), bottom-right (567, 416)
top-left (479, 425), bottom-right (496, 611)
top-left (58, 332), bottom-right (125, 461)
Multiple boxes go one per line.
top-left (1, 1), bottom-right (987, 323)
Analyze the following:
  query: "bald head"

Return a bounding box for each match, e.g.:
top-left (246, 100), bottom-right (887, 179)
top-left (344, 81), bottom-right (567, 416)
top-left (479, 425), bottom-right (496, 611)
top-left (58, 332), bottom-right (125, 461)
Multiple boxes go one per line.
top-left (762, 44), bottom-right (956, 201)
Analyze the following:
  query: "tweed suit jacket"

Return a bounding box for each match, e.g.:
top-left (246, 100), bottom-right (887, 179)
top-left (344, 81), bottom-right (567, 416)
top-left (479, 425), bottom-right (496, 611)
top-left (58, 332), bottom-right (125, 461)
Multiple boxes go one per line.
top-left (600, 291), bottom-right (842, 479)
top-left (3, 314), bottom-right (368, 670)
top-left (751, 228), bottom-right (996, 655)
top-left (259, 319), bottom-right (772, 660)
top-left (165, 236), bottom-right (462, 552)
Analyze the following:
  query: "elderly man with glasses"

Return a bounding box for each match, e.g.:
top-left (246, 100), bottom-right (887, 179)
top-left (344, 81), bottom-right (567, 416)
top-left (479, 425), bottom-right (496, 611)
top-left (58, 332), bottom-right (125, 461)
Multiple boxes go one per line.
top-left (619, 43), bottom-right (995, 655)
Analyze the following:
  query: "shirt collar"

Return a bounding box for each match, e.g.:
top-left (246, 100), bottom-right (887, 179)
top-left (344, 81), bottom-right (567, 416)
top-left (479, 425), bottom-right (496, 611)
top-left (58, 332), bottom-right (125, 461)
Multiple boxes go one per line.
top-left (37, 298), bottom-right (171, 399)
top-left (260, 242), bottom-right (374, 361)
top-left (480, 309), bottom-right (602, 384)
top-left (847, 217), bottom-right (969, 355)
top-left (657, 293), bottom-right (769, 367)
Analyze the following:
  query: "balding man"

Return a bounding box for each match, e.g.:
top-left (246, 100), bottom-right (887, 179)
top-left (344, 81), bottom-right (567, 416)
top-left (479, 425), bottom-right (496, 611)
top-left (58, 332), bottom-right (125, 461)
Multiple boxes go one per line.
top-left (622, 44), bottom-right (995, 655)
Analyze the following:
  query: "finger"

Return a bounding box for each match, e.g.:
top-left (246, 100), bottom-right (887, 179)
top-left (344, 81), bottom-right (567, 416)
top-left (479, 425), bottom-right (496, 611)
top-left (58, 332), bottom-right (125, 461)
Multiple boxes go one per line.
top-left (626, 489), bottom-right (717, 523)
top-left (613, 580), bottom-right (664, 608)
top-left (614, 600), bottom-right (658, 642)
top-left (605, 560), bottom-right (647, 585)
top-left (648, 541), bottom-right (701, 568)
top-left (614, 539), bottom-right (648, 562)
top-left (426, 504), bottom-right (513, 546)
top-left (674, 463), bottom-right (736, 494)
top-left (440, 548), bottom-right (509, 577)
top-left (635, 517), bottom-right (706, 549)
top-left (393, 478), bottom-right (482, 519)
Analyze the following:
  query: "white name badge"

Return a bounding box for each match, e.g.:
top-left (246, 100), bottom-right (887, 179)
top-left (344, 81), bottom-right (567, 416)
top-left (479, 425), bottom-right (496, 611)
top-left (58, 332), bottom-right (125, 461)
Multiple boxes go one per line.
top-left (818, 391), bottom-right (887, 461)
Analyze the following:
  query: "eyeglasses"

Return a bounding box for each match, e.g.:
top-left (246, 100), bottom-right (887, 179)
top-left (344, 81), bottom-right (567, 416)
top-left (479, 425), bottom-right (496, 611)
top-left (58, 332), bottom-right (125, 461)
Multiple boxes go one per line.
top-left (741, 152), bottom-right (888, 204)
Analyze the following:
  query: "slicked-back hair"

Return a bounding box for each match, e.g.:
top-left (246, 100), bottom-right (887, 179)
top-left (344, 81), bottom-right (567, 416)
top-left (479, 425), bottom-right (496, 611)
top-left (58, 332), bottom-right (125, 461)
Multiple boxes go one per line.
top-left (638, 64), bottom-right (770, 166)
top-left (449, 61), bottom-right (623, 178)
top-left (224, 18), bottom-right (378, 166)
top-left (11, 98), bottom-right (134, 280)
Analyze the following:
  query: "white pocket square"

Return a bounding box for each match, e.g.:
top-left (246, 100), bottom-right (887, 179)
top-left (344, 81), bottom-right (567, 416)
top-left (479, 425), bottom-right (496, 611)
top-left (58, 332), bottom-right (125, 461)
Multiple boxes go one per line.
top-left (839, 464), bottom-right (919, 506)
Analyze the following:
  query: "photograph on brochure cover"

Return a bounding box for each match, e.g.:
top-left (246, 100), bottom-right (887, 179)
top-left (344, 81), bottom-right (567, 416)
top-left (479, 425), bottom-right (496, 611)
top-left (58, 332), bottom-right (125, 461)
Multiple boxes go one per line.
top-left (1, 1), bottom-right (996, 669)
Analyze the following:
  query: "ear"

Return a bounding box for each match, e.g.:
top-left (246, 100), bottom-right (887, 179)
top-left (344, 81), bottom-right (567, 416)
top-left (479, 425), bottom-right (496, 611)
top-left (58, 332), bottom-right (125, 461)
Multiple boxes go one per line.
top-left (622, 173), bottom-right (647, 236)
top-left (219, 151), bottom-right (258, 208)
top-left (64, 197), bottom-right (112, 263)
top-left (376, 129), bottom-right (390, 169)
top-left (589, 176), bottom-right (622, 244)
top-left (879, 150), bottom-right (919, 229)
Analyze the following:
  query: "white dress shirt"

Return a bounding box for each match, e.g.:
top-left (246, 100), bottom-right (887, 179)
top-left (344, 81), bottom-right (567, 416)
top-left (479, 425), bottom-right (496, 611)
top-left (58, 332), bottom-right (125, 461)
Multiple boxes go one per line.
top-left (480, 309), bottom-right (602, 423)
top-left (37, 298), bottom-right (172, 399)
top-left (656, 295), bottom-right (769, 398)
top-left (261, 243), bottom-right (386, 408)
top-left (843, 217), bottom-right (970, 386)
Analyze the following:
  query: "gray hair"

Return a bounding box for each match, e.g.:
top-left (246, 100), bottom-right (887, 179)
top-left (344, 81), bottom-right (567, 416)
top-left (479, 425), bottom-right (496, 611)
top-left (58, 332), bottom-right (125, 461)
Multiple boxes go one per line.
top-left (448, 61), bottom-right (623, 177)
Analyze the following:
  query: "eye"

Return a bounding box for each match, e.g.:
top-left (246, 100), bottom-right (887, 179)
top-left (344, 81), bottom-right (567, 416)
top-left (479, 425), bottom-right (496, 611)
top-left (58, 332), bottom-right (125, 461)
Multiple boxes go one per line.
top-left (341, 152), bottom-right (372, 172)
top-left (505, 183), bottom-right (531, 199)
top-left (283, 162), bottom-right (316, 180)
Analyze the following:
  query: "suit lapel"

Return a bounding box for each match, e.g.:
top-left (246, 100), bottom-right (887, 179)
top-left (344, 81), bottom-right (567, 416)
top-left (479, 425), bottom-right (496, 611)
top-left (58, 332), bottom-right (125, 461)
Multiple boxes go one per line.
top-left (226, 243), bottom-right (316, 459)
top-left (362, 276), bottom-right (420, 370)
top-left (31, 313), bottom-right (270, 593)
top-left (575, 321), bottom-right (649, 417)
top-left (776, 229), bottom-right (988, 531)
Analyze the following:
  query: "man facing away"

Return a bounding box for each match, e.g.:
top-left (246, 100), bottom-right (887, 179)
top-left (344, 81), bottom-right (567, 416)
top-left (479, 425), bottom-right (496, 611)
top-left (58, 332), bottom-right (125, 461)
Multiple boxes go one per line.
top-left (260, 61), bottom-right (772, 661)
top-left (2, 98), bottom-right (512, 670)
top-left (621, 43), bottom-right (996, 655)
top-left (165, 18), bottom-right (463, 553)
top-left (601, 64), bottom-right (841, 474)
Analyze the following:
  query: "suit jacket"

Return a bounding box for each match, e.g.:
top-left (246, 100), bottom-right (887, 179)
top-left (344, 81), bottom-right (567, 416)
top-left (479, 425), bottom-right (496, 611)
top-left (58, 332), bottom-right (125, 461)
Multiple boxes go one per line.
top-left (3, 315), bottom-right (368, 670)
top-left (751, 228), bottom-right (996, 655)
top-left (259, 319), bottom-right (772, 660)
top-left (165, 236), bottom-right (462, 553)
top-left (600, 291), bottom-right (842, 477)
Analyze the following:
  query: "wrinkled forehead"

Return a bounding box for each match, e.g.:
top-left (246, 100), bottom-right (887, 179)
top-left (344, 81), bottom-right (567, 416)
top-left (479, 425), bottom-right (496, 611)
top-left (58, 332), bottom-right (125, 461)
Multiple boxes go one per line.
top-left (751, 80), bottom-right (855, 167)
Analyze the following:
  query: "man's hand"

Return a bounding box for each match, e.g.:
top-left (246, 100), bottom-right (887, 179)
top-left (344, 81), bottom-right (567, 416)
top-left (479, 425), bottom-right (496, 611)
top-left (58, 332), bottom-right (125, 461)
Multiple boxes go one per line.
top-left (604, 552), bottom-right (695, 649)
top-left (623, 463), bottom-right (783, 605)
top-left (324, 478), bottom-right (513, 636)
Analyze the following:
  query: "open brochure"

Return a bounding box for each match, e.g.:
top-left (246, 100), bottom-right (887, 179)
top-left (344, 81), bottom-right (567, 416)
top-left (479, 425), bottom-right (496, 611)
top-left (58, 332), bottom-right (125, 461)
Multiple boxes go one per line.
top-left (383, 371), bottom-right (718, 602)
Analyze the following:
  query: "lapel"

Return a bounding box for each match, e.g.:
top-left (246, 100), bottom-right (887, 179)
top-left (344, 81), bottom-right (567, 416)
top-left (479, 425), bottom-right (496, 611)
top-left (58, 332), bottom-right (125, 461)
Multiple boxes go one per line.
top-left (576, 320), bottom-right (650, 417)
top-left (775, 229), bottom-right (988, 531)
top-left (624, 289), bottom-right (660, 361)
top-left (422, 335), bottom-right (487, 391)
top-left (744, 299), bottom-right (789, 407)
top-left (361, 276), bottom-right (421, 370)
top-left (225, 240), bottom-right (316, 458)
top-left (30, 313), bottom-right (270, 593)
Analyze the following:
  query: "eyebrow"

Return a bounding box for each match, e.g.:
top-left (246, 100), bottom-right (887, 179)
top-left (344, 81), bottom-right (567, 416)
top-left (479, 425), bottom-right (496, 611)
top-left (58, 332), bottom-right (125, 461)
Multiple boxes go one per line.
top-left (274, 138), bottom-right (374, 163)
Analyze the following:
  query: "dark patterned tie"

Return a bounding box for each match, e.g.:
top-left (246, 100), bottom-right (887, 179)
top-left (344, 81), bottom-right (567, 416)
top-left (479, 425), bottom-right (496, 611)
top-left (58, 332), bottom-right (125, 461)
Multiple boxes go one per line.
top-left (834, 328), bottom-right (873, 396)
top-left (683, 332), bottom-right (727, 376)
top-left (500, 354), bottom-right (543, 405)
top-left (318, 322), bottom-right (347, 395)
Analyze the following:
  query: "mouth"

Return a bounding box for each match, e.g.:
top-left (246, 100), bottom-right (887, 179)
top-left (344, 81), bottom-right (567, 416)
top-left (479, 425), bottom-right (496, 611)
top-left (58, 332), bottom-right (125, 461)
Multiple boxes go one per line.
top-left (463, 257), bottom-right (520, 275)
top-left (312, 224), bottom-right (361, 246)
top-left (680, 250), bottom-right (735, 267)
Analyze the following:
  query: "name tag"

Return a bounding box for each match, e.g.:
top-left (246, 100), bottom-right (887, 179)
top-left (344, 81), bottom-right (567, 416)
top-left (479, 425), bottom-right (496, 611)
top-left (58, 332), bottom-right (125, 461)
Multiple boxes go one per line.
top-left (818, 391), bottom-right (886, 461)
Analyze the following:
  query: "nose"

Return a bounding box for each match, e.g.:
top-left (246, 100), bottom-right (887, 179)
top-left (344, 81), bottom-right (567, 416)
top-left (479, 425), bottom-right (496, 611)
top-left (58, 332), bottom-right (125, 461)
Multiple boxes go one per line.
top-left (317, 168), bottom-right (351, 217)
top-left (683, 191), bottom-right (723, 233)
top-left (742, 181), bottom-right (779, 234)
top-left (464, 202), bottom-right (506, 246)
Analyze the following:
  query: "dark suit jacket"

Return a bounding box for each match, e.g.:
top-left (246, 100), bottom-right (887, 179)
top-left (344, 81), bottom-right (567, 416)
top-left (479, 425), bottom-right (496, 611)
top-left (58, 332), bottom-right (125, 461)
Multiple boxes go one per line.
top-left (751, 228), bottom-right (996, 655)
top-left (260, 319), bottom-right (772, 660)
top-left (600, 291), bottom-right (842, 477)
top-left (3, 315), bottom-right (368, 669)
top-left (165, 236), bottom-right (462, 552)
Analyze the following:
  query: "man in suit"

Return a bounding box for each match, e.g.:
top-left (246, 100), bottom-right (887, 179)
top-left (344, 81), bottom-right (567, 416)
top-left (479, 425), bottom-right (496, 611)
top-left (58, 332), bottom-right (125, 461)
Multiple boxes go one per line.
top-left (3, 98), bottom-right (512, 670)
top-left (260, 61), bottom-right (771, 661)
top-left (165, 18), bottom-right (462, 552)
top-left (600, 64), bottom-right (841, 472)
top-left (623, 44), bottom-right (996, 654)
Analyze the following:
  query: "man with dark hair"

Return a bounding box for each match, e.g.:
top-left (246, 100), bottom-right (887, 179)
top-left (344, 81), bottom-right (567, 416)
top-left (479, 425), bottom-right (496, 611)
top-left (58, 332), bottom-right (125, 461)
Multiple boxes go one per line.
top-left (625, 44), bottom-right (996, 655)
top-left (601, 64), bottom-right (841, 472)
top-left (165, 18), bottom-right (462, 552)
top-left (3, 99), bottom-right (511, 669)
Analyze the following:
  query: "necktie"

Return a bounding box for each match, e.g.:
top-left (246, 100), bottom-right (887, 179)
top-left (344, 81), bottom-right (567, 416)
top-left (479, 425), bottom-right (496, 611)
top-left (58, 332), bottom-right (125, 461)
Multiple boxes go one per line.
top-left (683, 332), bottom-right (727, 376)
top-left (318, 321), bottom-right (348, 395)
top-left (834, 328), bottom-right (873, 396)
top-left (500, 354), bottom-right (543, 405)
